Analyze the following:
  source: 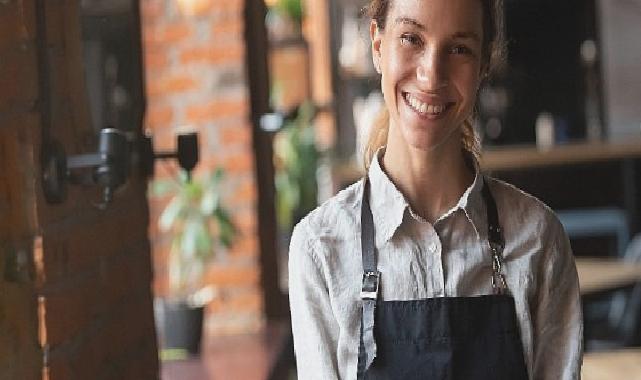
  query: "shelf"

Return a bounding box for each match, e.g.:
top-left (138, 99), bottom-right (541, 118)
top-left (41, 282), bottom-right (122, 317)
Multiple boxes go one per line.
top-left (482, 140), bottom-right (641, 171)
top-left (331, 140), bottom-right (641, 190)
top-left (339, 69), bottom-right (379, 83)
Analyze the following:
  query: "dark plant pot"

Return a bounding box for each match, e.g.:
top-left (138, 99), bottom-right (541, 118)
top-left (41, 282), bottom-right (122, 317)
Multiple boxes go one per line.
top-left (156, 299), bottom-right (204, 355)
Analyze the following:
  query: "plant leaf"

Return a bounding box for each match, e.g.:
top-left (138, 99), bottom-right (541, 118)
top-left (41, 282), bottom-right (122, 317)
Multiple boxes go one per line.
top-left (159, 196), bottom-right (184, 231)
top-left (200, 188), bottom-right (219, 215)
top-left (150, 178), bottom-right (178, 197)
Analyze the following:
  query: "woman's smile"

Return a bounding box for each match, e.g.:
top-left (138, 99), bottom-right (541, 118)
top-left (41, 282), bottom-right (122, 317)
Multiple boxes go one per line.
top-left (401, 91), bottom-right (455, 121)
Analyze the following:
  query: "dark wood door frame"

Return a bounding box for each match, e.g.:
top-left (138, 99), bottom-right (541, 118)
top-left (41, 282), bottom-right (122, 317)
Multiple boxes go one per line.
top-left (244, 0), bottom-right (289, 321)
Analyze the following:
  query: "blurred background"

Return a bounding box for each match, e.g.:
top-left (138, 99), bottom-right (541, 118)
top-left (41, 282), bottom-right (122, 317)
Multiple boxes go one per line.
top-left (1, 0), bottom-right (641, 379)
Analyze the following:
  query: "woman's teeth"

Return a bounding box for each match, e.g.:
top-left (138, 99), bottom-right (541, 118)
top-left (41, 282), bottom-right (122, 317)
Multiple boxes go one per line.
top-left (405, 93), bottom-right (446, 116)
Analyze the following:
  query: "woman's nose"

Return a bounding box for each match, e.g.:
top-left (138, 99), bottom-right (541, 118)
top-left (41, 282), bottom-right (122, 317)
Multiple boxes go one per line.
top-left (416, 48), bottom-right (448, 91)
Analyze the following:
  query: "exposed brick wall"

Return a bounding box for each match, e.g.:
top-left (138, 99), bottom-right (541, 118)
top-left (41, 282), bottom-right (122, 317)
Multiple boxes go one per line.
top-left (2, 1), bottom-right (159, 379)
top-left (141, 0), bottom-right (264, 335)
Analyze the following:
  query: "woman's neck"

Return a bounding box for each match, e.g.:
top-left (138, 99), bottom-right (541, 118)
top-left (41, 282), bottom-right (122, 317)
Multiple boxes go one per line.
top-left (381, 132), bottom-right (474, 224)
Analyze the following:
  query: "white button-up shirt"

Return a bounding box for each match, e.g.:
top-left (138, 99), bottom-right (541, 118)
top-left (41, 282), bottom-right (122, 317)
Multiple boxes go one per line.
top-left (289, 151), bottom-right (583, 379)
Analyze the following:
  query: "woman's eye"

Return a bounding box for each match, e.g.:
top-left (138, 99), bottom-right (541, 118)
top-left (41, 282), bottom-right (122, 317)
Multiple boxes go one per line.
top-left (400, 34), bottom-right (422, 47)
top-left (451, 45), bottom-right (472, 55)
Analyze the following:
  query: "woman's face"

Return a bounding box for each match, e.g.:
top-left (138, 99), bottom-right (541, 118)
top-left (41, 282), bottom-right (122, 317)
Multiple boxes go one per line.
top-left (371, 0), bottom-right (484, 152)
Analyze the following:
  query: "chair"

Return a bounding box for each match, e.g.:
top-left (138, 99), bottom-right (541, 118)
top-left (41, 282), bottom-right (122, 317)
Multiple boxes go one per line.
top-left (556, 208), bottom-right (629, 258)
top-left (585, 233), bottom-right (641, 351)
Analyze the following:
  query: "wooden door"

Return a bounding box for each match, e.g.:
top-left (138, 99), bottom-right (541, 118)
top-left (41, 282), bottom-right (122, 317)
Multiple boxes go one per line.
top-left (0, 1), bottom-right (157, 379)
top-left (1, 1), bottom-right (44, 378)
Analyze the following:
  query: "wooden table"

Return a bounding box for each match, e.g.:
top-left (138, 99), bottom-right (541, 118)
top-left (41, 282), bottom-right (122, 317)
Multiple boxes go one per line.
top-left (576, 258), bottom-right (641, 296)
top-left (582, 349), bottom-right (641, 380)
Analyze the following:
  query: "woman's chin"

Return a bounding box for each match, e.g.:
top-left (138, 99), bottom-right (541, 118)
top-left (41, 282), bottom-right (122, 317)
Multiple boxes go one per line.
top-left (397, 121), bottom-right (462, 153)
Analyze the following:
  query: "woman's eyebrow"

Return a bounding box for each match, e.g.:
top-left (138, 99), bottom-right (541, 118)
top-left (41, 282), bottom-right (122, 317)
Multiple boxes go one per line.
top-left (393, 18), bottom-right (481, 43)
top-left (452, 31), bottom-right (481, 42)
top-left (394, 17), bottom-right (425, 30)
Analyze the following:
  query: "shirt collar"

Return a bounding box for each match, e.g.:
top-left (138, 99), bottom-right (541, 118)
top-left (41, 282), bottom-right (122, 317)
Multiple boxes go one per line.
top-left (367, 149), bottom-right (409, 247)
top-left (366, 148), bottom-right (487, 246)
top-left (457, 159), bottom-right (486, 241)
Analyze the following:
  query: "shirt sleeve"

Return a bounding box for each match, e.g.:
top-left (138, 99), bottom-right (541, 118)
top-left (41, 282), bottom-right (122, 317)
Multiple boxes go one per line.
top-left (289, 219), bottom-right (341, 379)
top-left (532, 220), bottom-right (584, 379)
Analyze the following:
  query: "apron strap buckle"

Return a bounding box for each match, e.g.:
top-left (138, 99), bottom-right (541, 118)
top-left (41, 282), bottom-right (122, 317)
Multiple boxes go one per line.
top-left (361, 271), bottom-right (380, 300)
top-left (491, 245), bottom-right (508, 295)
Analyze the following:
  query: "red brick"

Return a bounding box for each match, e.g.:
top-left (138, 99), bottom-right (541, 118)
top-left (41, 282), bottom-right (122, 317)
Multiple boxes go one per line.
top-left (229, 290), bottom-right (263, 314)
top-left (237, 214), bottom-right (257, 238)
top-left (145, 103), bottom-right (173, 127)
top-left (179, 44), bottom-right (245, 65)
top-left (208, 289), bottom-right (263, 314)
top-left (205, 296), bottom-right (225, 313)
top-left (143, 48), bottom-right (168, 71)
top-left (229, 236), bottom-right (259, 258)
top-left (146, 74), bottom-right (198, 97)
top-left (146, 128), bottom-right (178, 150)
top-left (153, 275), bottom-right (170, 297)
top-left (212, 0), bottom-right (245, 16)
top-left (220, 123), bottom-right (253, 146)
top-left (196, 155), bottom-right (222, 173)
top-left (175, 0), bottom-right (214, 17)
top-left (140, 0), bottom-right (164, 22)
top-left (205, 264), bottom-right (260, 287)
top-left (222, 151), bottom-right (254, 173)
top-left (211, 18), bottom-right (244, 38)
top-left (185, 99), bottom-right (248, 123)
top-left (144, 22), bottom-right (193, 46)
top-left (229, 176), bottom-right (257, 205)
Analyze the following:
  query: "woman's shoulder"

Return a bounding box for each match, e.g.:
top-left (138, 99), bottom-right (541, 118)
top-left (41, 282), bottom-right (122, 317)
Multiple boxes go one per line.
top-left (291, 179), bottom-right (364, 247)
top-left (485, 176), bottom-right (564, 233)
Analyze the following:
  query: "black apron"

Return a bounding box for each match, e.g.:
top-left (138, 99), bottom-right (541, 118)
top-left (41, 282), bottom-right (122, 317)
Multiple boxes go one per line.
top-left (357, 178), bottom-right (529, 380)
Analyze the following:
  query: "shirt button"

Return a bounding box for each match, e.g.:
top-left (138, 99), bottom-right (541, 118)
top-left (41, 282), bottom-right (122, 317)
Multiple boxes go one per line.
top-left (428, 242), bottom-right (437, 253)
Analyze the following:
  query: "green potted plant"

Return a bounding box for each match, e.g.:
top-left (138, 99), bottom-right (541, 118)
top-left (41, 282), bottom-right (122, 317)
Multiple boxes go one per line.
top-left (151, 168), bottom-right (236, 357)
top-left (273, 102), bottom-right (319, 233)
top-left (265, 0), bottom-right (304, 41)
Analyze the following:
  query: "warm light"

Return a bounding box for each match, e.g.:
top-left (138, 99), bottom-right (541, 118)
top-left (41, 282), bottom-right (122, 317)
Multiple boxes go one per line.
top-left (175, 0), bottom-right (212, 16)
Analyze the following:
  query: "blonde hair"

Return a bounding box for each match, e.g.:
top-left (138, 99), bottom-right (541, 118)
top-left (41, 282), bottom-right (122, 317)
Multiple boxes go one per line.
top-left (363, 0), bottom-right (505, 169)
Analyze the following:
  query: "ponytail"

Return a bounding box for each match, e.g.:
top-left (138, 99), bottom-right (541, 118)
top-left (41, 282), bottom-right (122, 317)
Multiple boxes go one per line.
top-left (461, 118), bottom-right (482, 162)
top-left (363, 107), bottom-right (389, 170)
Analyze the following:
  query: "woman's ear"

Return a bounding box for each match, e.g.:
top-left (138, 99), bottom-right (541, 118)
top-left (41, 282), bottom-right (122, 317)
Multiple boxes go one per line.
top-left (370, 20), bottom-right (382, 74)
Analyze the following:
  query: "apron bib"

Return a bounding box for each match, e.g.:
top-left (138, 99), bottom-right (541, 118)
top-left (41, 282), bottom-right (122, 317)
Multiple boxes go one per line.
top-left (357, 178), bottom-right (529, 380)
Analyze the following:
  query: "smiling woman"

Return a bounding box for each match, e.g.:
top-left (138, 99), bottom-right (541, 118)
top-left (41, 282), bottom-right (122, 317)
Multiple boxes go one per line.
top-left (364, 0), bottom-right (505, 169)
top-left (288, 0), bottom-right (583, 379)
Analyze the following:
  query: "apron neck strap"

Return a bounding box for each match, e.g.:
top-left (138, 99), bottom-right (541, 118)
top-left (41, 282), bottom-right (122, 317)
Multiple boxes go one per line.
top-left (360, 175), bottom-right (507, 294)
top-left (360, 179), bottom-right (380, 301)
top-left (481, 179), bottom-right (508, 294)
top-left (361, 178), bottom-right (376, 274)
